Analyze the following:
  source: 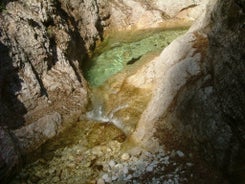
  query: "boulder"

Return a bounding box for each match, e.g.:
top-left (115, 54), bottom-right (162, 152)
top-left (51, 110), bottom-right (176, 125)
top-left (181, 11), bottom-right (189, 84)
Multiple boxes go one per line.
top-left (14, 112), bottom-right (62, 154)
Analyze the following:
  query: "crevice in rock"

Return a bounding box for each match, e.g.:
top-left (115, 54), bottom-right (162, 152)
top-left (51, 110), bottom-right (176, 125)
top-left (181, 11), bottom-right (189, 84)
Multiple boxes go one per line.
top-left (27, 59), bottom-right (48, 98)
top-left (56, 0), bottom-right (90, 81)
top-left (0, 42), bottom-right (27, 129)
top-left (179, 4), bottom-right (198, 13)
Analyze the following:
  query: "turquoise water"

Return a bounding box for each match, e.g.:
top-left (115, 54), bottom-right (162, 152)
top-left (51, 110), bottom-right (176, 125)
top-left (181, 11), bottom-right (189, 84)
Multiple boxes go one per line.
top-left (84, 28), bottom-right (187, 87)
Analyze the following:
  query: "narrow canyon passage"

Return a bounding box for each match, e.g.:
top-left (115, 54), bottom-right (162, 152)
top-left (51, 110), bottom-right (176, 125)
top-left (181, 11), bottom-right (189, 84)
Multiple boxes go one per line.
top-left (11, 28), bottom-right (208, 184)
top-left (1, 0), bottom-right (244, 183)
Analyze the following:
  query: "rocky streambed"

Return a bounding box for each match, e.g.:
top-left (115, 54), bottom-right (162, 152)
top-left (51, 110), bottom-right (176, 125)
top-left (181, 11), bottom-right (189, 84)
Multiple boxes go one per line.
top-left (10, 28), bottom-right (226, 184)
top-left (10, 28), bottom-right (192, 184)
top-left (9, 121), bottom-right (219, 184)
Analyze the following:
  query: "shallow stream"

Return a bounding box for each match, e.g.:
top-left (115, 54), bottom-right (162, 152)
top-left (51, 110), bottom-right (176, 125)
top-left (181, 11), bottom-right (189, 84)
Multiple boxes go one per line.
top-left (11, 28), bottom-right (188, 184)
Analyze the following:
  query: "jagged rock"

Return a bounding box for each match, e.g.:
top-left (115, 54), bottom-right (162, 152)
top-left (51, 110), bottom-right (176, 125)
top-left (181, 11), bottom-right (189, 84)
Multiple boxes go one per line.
top-left (0, 0), bottom-right (90, 128)
top-left (0, 3), bottom-right (98, 178)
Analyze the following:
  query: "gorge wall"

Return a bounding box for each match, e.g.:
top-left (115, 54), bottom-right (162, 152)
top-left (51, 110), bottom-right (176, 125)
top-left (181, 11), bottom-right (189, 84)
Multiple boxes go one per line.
top-left (0, 0), bottom-right (244, 183)
top-left (0, 0), bottom-right (103, 181)
top-left (130, 0), bottom-right (245, 180)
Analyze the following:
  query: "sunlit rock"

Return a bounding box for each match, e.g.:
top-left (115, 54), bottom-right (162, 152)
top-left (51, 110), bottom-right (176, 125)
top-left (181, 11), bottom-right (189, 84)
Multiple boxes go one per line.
top-left (131, 0), bottom-right (244, 180)
top-left (108, 0), bottom-right (209, 31)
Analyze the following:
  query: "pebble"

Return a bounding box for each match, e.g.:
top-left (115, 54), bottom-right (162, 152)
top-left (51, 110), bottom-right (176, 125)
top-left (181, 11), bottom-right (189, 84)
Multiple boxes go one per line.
top-left (126, 174), bottom-right (133, 180)
top-left (121, 153), bottom-right (130, 161)
top-left (123, 166), bottom-right (128, 174)
top-left (128, 147), bottom-right (142, 156)
top-left (18, 135), bottom-right (190, 184)
top-left (115, 163), bottom-right (123, 170)
top-left (102, 174), bottom-right (111, 183)
top-left (186, 162), bottom-right (193, 167)
top-left (112, 175), bottom-right (118, 181)
top-left (97, 178), bottom-right (105, 184)
top-left (108, 160), bottom-right (116, 168)
top-left (146, 165), bottom-right (154, 172)
top-left (144, 151), bottom-right (152, 158)
top-left (170, 150), bottom-right (176, 158)
top-left (176, 150), bottom-right (184, 158)
top-left (52, 176), bottom-right (60, 182)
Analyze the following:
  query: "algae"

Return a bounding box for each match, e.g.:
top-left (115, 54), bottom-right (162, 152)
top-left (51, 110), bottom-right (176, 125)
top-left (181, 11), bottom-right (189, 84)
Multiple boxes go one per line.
top-left (84, 28), bottom-right (187, 87)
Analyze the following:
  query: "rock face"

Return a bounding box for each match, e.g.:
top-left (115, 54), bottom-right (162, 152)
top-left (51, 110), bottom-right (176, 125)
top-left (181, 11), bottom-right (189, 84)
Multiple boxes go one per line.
top-left (131, 0), bottom-right (244, 178)
top-left (107, 0), bottom-right (208, 30)
top-left (0, 0), bottom-right (107, 181)
top-left (0, 0), bottom-right (102, 129)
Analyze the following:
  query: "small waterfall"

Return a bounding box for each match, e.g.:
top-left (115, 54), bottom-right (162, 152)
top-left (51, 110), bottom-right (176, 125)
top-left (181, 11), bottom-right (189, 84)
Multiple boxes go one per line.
top-left (84, 28), bottom-right (188, 135)
top-left (86, 94), bottom-right (130, 134)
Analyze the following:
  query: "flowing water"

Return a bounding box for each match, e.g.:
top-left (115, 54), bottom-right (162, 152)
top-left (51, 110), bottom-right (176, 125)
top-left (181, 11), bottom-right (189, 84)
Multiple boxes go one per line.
top-left (84, 28), bottom-right (187, 134)
top-left (84, 28), bottom-right (187, 87)
top-left (11, 28), bottom-right (189, 184)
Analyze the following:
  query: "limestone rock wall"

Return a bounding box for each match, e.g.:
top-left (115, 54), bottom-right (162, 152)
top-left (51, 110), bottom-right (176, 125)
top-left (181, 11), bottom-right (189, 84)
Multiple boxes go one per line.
top-left (0, 0), bottom-right (107, 181)
top-left (107, 0), bottom-right (208, 31)
top-left (0, 0), bottom-right (109, 130)
top-left (131, 0), bottom-right (244, 176)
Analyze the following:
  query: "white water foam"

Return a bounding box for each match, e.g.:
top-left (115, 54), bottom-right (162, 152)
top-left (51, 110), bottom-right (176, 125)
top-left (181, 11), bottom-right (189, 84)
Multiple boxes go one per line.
top-left (86, 104), bottom-right (129, 134)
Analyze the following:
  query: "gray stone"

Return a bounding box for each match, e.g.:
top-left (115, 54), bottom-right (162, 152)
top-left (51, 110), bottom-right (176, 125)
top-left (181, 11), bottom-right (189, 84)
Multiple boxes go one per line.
top-left (102, 173), bottom-right (111, 183)
top-left (146, 165), bottom-right (154, 172)
top-left (97, 178), bottom-right (105, 184)
top-left (176, 150), bottom-right (185, 158)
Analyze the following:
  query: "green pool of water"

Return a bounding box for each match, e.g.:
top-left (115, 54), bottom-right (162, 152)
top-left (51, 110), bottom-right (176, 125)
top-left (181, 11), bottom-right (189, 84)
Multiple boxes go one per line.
top-left (84, 28), bottom-right (187, 87)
